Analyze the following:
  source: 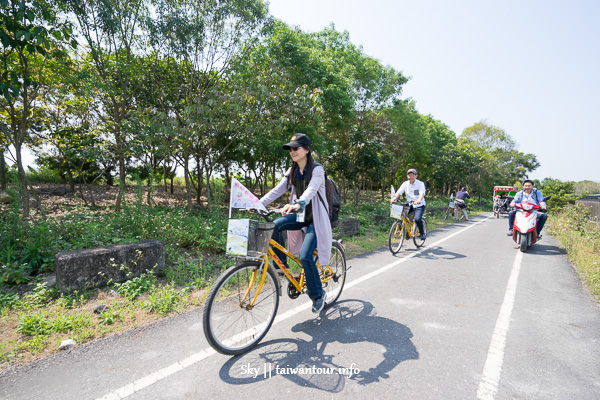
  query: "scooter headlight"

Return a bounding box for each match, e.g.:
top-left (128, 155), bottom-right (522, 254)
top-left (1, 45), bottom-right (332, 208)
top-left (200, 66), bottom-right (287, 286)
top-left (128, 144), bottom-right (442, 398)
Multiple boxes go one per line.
top-left (522, 203), bottom-right (533, 211)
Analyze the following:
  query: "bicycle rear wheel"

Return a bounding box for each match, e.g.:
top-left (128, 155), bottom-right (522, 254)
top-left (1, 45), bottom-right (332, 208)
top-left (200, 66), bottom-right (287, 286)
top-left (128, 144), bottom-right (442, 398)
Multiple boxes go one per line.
top-left (388, 220), bottom-right (405, 254)
top-left (203, 261), bottom-right (280, 355)
top-left (413, 218), bottom-right (428, 248)
top-left (444, 208), bottom-right (451, 220)
top-left (321, 241), bottom-right (347, 308)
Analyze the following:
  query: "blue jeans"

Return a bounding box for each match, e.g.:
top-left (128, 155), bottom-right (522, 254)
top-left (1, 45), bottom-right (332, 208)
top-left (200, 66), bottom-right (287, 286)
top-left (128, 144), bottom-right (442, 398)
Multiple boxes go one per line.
top-left (271, 214), bottom-right (324, 300)
top-left (508, 210), bottom-right (548, 234)
top-left (409, 205), bottom-right (425, 235)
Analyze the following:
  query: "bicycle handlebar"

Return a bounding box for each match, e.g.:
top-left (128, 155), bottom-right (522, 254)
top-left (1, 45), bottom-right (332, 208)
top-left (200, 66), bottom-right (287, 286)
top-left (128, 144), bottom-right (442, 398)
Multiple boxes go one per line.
top-left (246, 207), bottom-right (297, 222)
top-left (391, 201), bottom-right (416, 206)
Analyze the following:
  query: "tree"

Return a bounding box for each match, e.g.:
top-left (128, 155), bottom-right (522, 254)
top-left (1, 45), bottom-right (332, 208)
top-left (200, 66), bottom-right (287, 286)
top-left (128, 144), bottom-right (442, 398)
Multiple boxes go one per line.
top-left (65, 0), bottom-right (148, 211)
top-left (144, 0), bottom-right (271, 208)
top-left (537, 178), bottom-right (580, 210)
top-left (461, 120), bottom-right (540, 202)
top-left (0, 0), bottom-right (75, 216)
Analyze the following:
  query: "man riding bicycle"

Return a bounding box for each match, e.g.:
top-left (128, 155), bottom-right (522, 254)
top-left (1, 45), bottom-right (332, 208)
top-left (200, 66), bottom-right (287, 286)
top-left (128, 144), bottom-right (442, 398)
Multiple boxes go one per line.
top-left (391, 168), bottom-right (427, 240)
top-left (455, 187), bottom-right (471, 221)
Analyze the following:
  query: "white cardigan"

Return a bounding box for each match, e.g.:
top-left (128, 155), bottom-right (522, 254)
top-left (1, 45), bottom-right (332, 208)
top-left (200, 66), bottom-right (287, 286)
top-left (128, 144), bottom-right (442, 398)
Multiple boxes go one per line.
top-left (259, 165), bottom-right (332, 266)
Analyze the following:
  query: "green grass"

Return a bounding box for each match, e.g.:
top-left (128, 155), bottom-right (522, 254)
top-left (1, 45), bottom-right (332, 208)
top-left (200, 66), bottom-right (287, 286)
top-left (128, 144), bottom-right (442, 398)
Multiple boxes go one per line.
top-left (547, 204), bottom-right (600, 301)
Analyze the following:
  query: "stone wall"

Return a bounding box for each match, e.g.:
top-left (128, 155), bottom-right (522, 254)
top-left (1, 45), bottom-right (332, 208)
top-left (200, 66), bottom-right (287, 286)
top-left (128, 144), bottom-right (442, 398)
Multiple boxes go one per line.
top-left (55, 240), bottom-right (165, 292)
top-left (336, 218), bottom-right (360, 237)
top-left (577, 196), bottom-right (600, 224)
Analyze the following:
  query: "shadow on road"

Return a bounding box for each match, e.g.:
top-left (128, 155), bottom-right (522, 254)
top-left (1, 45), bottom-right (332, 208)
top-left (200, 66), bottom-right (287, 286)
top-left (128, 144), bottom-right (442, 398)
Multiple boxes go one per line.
top-left (400, 245), bottom-right (466, 261)
top-left (524, 243), bottom-right (567, 256)
top-left (218, 299), bottom-right (418, 391)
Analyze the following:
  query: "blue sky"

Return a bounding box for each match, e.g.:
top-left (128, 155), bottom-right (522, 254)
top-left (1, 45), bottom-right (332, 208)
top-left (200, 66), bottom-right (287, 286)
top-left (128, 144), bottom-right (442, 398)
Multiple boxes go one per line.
top-left (267, 0), bottom-right (599, 182)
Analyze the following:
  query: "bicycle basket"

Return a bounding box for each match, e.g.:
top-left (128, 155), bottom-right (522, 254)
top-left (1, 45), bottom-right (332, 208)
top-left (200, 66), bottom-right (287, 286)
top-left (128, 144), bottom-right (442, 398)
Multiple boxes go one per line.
top-left (226, 219), bottom-right (275, 257)
top-left (247, 220), bottom-right (275, 257)
top-left (390, 204), bottom-right (404, 219)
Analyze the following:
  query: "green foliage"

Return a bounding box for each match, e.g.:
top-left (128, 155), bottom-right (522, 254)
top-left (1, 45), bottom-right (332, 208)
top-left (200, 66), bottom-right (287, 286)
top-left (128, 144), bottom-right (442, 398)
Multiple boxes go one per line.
top-left (548, 204), bottom-right (600, 300)
top-left (0, 190), bottom-right (58, 280)
top-left (21, 283), bottom-right (59, 309)
top-left (0, 289), bottom-right (19, 310)
top-left (460, 120), bottom-right (540, 198)
top-left (165, 257), bottom-right (227, 288)
top-left (113, 270), bottom-right (156, 301)
top-left (574, 180), bottom-right (600, 195)
top-left (16, 310), bottom-right (92, 336)
top-left (537, 178), bottom-right (581, 210)
top-left (16, 312), bottom-right (52, 336)
top-left (55, 291), bottom-right (90, 309)
top-left (143, 283), bottom-right (187, 316)
top-left (97, 307), bottom-right (120, 326)
top-left (51, 314), bottom-right (92, 333)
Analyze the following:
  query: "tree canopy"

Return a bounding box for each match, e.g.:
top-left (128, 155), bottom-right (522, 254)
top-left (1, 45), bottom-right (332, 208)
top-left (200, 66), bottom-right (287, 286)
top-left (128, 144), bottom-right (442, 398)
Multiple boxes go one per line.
top-left (1, 0), bottom-right (542, 212)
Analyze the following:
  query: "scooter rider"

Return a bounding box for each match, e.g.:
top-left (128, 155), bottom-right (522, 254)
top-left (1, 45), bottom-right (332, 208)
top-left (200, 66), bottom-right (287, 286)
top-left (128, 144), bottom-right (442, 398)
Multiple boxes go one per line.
top-left (507, 180), bottom-right (547, 237)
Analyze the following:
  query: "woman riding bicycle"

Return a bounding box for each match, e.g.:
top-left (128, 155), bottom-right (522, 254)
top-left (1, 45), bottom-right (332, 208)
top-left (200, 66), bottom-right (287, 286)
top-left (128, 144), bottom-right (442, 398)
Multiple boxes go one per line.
top-left (259, 133), bottom-right (332, 313)
top-left (391, 168), bottom-right (427, 240)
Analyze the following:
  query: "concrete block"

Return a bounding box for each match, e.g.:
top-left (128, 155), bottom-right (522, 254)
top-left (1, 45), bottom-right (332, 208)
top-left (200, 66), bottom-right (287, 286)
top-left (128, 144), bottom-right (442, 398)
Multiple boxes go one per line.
top-left (374, 214), bottom-right (393, 227)
top-left (55, 240), bottom-right (165, 293)
top-left (337, 218), bottom-right (360, 237)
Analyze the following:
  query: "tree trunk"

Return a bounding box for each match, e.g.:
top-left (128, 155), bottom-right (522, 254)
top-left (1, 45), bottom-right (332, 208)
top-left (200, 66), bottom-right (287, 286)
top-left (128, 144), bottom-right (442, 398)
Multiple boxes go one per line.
top-left (115, 129), bottom-right (127, 212)
top-left (65, 160), bottom-right (76, 193)
top-left (105, 166), bottom-right (114, 186)
top-left (196, 157), bottom-right (203, 204)
top-left (183, 156), bottom-right (193, 208)
top-left (146, 174), bottom-right (154, 205)
top-left (0, 148), bottom-right (6, 190)
top-left (15, 143), bottom-right (30, 218)
top-left (205, 165), bottom-right (212, 211)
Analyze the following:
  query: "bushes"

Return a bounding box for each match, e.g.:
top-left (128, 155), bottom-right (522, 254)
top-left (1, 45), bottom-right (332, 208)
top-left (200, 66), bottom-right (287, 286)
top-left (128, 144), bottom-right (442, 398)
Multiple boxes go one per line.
top-left (0, 201), bottom-right (229, 285)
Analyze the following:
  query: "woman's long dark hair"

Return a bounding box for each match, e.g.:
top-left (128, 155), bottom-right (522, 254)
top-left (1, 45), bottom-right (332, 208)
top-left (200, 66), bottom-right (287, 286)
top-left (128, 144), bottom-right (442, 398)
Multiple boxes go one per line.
top-left (288, 146), bottom-right (314, 186)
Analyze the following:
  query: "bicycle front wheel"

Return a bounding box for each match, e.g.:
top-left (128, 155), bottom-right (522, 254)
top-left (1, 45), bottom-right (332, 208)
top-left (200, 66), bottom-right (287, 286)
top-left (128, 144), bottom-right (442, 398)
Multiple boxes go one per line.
top-left (321, 241), bottom-right (347, 308)
top-left (203, 261), bottom-right (280, 355)
top-left (388, 220), bottom-right (405, 254)
top-left (413, 218), bottom-right (428, 248)
top-left (444, 208), bottom-right (451, 220)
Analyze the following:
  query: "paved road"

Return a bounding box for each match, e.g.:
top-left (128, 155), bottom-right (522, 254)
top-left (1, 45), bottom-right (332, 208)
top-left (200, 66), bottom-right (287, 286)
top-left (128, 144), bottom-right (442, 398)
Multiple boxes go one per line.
top-left (2, 213), bottom-right (600, 400)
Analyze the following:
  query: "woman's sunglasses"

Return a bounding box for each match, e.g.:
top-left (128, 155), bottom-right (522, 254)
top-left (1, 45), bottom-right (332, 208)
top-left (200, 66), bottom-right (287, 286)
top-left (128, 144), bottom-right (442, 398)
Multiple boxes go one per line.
top-left (288, 146), bottom-right (301, 152)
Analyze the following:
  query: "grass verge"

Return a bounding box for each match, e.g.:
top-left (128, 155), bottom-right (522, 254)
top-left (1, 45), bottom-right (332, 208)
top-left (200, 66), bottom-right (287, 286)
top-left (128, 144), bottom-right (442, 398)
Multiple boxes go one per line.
top-left (547, 204), bottom-right (600, 301)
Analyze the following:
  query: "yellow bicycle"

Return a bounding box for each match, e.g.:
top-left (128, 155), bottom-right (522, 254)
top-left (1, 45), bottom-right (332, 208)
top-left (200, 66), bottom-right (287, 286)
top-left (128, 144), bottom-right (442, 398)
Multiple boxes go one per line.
top-left (444, 197), bottom-right (466, 221)
top-left (203, 209), bottom-right (347, 355)
top-left (388, 202), bottom-right (428, 254)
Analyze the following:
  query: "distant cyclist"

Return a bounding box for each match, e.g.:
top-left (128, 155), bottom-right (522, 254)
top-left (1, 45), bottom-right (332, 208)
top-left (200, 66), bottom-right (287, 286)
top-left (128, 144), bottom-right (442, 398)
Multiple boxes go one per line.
top-left (391, 168), bottom-right (426, 240)
top-left (455, 187), bottom-right (471, 221)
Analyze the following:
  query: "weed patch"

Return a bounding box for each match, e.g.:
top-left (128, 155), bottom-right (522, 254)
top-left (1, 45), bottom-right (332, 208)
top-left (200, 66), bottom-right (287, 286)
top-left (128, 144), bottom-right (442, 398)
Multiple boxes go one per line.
top-left (547, 204), bottom-right (600, 300)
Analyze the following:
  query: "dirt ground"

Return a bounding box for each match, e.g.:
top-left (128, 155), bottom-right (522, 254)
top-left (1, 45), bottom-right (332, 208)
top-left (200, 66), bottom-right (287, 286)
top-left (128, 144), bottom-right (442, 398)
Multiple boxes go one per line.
top-left (2, 183), bottom-right (195, 217)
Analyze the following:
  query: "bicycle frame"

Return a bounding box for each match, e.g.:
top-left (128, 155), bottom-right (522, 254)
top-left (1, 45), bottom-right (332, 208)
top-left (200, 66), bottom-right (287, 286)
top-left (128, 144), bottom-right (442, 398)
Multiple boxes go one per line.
top-left (240, 238), bottom-right (337, 307)
top-left (392, 211), bottom-right (418, 238)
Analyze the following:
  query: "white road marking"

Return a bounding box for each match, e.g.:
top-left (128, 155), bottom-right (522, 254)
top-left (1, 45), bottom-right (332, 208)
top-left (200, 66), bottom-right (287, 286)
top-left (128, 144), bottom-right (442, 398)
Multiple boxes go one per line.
top-left (477, 250), bottom-right (524, 400)
top-left (96, 215), bottom-right (493, 400)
